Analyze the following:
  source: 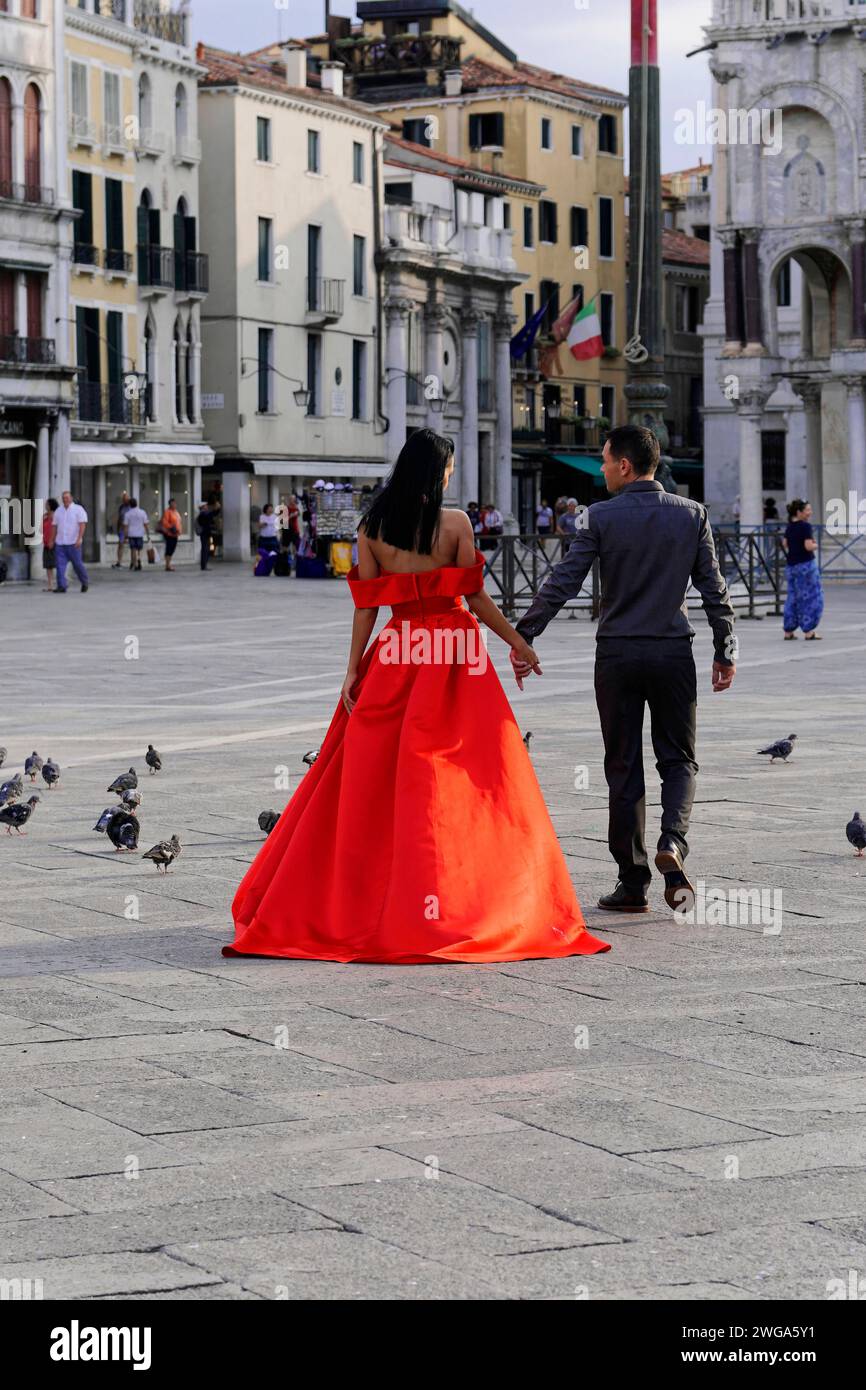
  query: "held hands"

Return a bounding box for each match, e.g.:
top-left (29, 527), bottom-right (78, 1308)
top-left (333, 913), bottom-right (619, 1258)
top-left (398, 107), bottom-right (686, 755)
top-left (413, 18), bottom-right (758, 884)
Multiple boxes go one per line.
top-left (712, 661), bottom-right (736, 692)
top-left (510, 638), bottom-right (542, 691)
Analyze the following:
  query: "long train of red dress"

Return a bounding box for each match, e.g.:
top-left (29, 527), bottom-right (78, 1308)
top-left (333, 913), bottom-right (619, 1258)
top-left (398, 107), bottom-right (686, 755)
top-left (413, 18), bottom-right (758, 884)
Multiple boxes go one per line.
top-left (225, 552), bottom-right (610, 963)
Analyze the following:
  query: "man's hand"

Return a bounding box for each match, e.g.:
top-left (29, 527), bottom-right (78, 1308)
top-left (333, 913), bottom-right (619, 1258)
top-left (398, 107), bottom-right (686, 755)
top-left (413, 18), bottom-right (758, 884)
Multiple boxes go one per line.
top-left (510, 638), bottom-right (542, 691)
top-left (712, 661), bottom-right (736, 692)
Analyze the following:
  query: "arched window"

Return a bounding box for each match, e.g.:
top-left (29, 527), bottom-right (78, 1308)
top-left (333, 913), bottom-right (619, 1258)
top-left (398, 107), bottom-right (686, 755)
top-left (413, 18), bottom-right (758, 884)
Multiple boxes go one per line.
top-left (23, 84), bottom-right (41, 199)
top-left (174, 84), bottom-right (187, 141)
top-left (138, 73), bottom-right (152, 136)
top-left (0, 80), bottom-right (12, 198)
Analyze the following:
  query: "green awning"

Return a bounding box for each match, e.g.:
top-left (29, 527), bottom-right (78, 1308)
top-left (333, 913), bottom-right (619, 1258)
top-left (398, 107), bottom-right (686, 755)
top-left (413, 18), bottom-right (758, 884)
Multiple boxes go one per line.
top-left (552, 453), bottom-right (605, 484)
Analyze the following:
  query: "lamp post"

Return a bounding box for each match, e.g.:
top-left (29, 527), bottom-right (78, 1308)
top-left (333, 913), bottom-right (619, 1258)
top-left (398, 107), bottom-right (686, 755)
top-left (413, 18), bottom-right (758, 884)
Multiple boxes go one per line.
top-left (239, 358), bottom-right (310, 409)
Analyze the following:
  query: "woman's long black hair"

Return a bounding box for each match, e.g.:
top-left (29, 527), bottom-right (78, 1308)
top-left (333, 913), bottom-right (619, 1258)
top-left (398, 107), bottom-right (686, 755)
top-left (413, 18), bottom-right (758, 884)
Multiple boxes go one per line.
top-left (361, 429), bottom-right (454, 555)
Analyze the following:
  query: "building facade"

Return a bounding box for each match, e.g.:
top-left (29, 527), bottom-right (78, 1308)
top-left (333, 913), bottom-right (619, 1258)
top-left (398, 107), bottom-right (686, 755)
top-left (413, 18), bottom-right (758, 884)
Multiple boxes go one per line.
top-left (306, 0), bottom-right (629, 520)
top-left (381, 134), bottom-right (528, 514)
top-left (0, 0), bottom-right (76, 580)
top-left (197, 42), bottom-right (389, 561)
top-left (702, 0), bottom-right (866, 526)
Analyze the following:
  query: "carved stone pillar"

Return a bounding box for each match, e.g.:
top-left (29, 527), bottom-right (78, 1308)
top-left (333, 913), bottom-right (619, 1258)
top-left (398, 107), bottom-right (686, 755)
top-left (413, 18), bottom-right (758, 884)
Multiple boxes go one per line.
top-left (718, 227), bottom-right (744, 354)
top-left (384, 296), bottom-right (411, 464)
top-left (459, 306), bottom-right (482, 508)
top-left (843, 375), bottom-right (866, 524)
top-left (847, 222), bottom-right (866, 345)
top-left (494, 309), bottom-right (517, 529)
top-left (790, 376), bottom-right (824, 518)
top-left (736, 387), bottom-right (769, 527)
top-left (424, 293), bottom-right (447, 429)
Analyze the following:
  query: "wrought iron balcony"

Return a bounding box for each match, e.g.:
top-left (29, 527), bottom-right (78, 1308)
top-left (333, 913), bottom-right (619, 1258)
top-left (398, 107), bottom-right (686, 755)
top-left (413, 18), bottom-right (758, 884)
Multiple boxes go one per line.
top-left (97, 0), bottom-right (127, 20)
top-left (69, 114), bottom-right (98, 147)
top-left (305, 277), bottom-right (344, 321)
top-left (0, 335), bottom-right (57, 366)
top-left (138, 244), bottom-right (175, 290)
top-left (175, 250), bottom-right (209, 296)
top-left (0, 179), bottom-right (55, 206)
top-left (73, 242), bottom-right (100, 268)
top-left (134, 0), bottom-right (190, 44)
top-left (335, 31), bottom-right (463, 84)
top-left (73, 380), bottom-right (144, 428)
top-left (104, 247), bottom-right (133, 275)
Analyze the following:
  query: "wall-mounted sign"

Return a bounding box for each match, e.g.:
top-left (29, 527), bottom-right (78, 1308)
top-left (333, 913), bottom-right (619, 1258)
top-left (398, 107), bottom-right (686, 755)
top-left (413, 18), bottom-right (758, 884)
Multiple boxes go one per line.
top-left (330, 389), bottom-right (346, 418)
top-left (0, 419), bottom-right (24, 437)
top-left (201, 394), bottom-right (224, 410)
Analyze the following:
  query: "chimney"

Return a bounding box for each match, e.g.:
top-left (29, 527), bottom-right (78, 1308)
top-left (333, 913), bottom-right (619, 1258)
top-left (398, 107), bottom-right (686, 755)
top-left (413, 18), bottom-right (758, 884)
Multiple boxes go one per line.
top-left (320, 60), bottom-right (344, 98)
top-left (282, 42), bottom-right (307, 89)
top-left (444, 68), bottom-right (462, 98)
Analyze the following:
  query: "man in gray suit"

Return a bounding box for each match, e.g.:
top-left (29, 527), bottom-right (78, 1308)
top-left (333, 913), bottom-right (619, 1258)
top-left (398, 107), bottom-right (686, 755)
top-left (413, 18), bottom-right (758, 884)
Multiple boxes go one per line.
top-left (512, 425), bottom-right (737, 914)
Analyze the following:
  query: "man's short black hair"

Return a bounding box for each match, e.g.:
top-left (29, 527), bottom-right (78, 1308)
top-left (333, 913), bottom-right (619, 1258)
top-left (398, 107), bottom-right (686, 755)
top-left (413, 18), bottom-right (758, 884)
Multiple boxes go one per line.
top-left (605, 425), bottom-right (660, 477)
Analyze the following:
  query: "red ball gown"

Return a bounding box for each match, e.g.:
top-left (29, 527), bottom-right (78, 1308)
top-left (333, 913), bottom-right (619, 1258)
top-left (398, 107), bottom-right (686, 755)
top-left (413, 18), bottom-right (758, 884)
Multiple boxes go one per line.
top-left (225, 552), bottom-right (609, 963)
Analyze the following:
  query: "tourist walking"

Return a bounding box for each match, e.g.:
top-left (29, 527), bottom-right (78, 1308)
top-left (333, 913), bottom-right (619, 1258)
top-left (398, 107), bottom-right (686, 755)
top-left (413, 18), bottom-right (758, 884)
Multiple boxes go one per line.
top-left (42, 499), bottom-right (58, 592)
top-left (159, 498), bottom-right (182, 571)
top-left (196, 501), bottom-right (215, 570)
top-left (113, 491), bottom-right (131, 569)
top-left (53, 491), bottom-right (89, 593)
top-left (782, 498), bottom-right (823, 640)
top-left (123, 498), bottom-right (150, 571)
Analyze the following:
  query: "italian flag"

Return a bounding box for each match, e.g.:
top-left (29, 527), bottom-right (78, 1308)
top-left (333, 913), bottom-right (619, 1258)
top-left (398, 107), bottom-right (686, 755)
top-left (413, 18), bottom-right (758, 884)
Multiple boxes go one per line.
top-left (566, 299), bottom-right (604, 361)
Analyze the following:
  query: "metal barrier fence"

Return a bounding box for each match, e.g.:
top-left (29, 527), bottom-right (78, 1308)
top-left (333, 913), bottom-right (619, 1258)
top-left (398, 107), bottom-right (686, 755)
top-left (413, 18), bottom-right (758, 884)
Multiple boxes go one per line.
top-left (484, 526), bottom-right (866, 622)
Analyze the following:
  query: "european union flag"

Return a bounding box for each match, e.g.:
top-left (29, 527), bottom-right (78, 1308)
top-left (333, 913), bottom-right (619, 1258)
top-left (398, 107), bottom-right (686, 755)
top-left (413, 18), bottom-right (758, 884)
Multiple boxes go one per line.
top-left (510, 299), bottom-right (553, 361)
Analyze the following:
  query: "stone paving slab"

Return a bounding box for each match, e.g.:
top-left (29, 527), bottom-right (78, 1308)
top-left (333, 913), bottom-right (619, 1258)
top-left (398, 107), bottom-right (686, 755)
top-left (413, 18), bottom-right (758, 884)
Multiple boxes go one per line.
top-left (1, 568), bottom-right (865, 1299)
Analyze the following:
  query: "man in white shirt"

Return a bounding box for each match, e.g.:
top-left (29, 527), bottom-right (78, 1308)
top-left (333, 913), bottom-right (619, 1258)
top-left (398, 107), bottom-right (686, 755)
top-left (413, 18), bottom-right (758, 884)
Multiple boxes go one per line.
top-left (52, 491), bottom-right (89, 593)
top-left (123, 497), bottom-right (150, 571)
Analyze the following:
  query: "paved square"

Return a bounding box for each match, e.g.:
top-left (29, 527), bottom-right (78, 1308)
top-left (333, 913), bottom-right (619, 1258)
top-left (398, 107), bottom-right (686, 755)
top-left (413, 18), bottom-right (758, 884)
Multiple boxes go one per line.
top-left (1, 564), bottom-right (865, 1300)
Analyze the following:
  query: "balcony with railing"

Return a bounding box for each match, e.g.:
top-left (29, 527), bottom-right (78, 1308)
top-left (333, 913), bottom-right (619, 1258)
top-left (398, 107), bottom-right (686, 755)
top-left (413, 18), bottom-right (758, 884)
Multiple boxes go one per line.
top-left (0, 178), bottom-right (55, 206)
top-left (305, 277), bottom-right (344, 323)
top-left (69, 114), bottom-right (98, 148)
top-left (104, 247), bottom-right (133, 277)
top-left (173, 135), bottom-right (202, 166)
top-left (96, 0), bottom-right (127, 20)
top-left (133, 0), bottom-right (190, 44)
top-left (73, 242), bottom-right (100, 269)
top-left (384, 204), bottom-right (515, 268)
top-left (73, 379), bottom-right (144, 428)
top-left (138, 128), bottom-right (166, 158)
top-left (175, 250), bottom-right (209, 297)
top-left (102, 123), bottom-right (128, 156)
top-left (710, 0), bottom-right (859, 28)
top-left (335, 31), bottom-right (463, 88)
top-left (138, 244), bottom-right (175, 292)
top-left (0, 335), bottom-right (57, 367)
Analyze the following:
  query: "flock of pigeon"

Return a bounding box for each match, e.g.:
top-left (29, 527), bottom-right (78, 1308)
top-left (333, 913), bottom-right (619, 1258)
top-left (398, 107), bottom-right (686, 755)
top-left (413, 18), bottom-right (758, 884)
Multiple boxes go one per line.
top-left (0, 743), bottom-right (182, 872)
top-left (2, 735), bottom-right (865, 861)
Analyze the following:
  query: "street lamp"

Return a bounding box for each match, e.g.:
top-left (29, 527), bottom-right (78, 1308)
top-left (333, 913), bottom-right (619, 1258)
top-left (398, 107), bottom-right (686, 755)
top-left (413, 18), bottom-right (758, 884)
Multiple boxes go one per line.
top-left (240, 358), bottom-right (310, 409)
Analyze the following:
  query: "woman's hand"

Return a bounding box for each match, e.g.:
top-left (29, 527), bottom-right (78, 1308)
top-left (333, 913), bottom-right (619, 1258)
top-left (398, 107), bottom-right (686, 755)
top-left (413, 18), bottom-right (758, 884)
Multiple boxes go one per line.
top-left (341, 670), bottom-right (359, 714)
top-left (510, 638), bottom-right (542, 691)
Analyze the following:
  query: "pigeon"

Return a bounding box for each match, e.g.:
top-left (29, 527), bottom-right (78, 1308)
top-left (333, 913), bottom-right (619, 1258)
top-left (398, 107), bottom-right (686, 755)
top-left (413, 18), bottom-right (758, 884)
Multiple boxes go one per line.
top-left (846, 811), bottom-right (866, 857)
top-left (0, 772), bottom-right (24, 805)
top-left (41, 759), bottom-right (60, 790)
top-left (145, 745), bottom-right (162, 775)
top-left (24, 752), bottom-right (43, 781)
top-left (258, 809), bottom-right (280, 836)
top-left (0, 795), bottom-right (39, 835)
top-left (757, 734), bottom-right (797, 763)
top-left (0, 747), bottom-right (6, 767)
top-left (107, 768), bottom-right (137, 794)
top-left (121, 788), bottom-right (142, 810)
top-left (93, 806), bottom-right (119, 833)
top-left (106, 809), bottom-right (139, 852)
top-left (142, 834), bottom-right (181, 874)
top-left (522, 731), bottom-right (533, 749)
top-left (302, 749), bottom-right (319, 767)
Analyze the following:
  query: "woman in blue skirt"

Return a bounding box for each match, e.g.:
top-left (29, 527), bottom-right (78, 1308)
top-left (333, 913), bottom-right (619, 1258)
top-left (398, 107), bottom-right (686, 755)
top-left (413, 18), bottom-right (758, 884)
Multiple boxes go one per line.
top-left (782, 498), bottom-right (823, 640)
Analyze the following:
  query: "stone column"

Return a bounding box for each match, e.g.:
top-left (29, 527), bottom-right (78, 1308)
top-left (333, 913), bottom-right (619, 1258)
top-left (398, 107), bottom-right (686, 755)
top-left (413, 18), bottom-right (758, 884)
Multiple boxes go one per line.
top-left (29, 420), bottom-right (50, 581)
top-left (741, 228), bottom-right (764, 355)
top-left (52, 411), bottom-right (71, 494)
top-left (384, 296), bottom-right (411, 464)
top-left (424, 294), bottom-right (446, 429)
top-left (459, 306), bottom-right (481, 508)
top-left (790, 377), bottom-right (823, 518)
top-left (843, 375), bottom-right (866, 528)
top-left (190, 306), bottom-right (202, 424)
top-left (718, 228), bottom-right (744, 354)
top-left (494, 309), bottom-right (517, 530)
top-left (848, 226), bottom-right (866, 345)
top-left (177, 327), bottom-right (188, 424)
top-left (221, 470), bottom-right (251, 563)
top-left (96, 466), bottom-right (107, 566)
top-left (737, 388), bottom-right (767, 528)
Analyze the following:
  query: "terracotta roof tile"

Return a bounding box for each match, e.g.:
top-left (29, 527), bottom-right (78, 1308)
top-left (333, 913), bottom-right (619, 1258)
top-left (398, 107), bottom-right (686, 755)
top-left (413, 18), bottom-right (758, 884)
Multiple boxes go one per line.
top-left (662, 227), bottom-right (711, 266)
top-left (461, 55), bottom-right (626, 105)
top-left (196, 43), bottom-right (387, 120)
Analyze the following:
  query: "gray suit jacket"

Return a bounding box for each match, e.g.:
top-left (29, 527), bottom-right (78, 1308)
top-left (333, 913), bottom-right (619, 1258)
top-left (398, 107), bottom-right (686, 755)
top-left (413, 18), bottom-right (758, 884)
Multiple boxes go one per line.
top-left (515, 480), bottom-right (736, 665)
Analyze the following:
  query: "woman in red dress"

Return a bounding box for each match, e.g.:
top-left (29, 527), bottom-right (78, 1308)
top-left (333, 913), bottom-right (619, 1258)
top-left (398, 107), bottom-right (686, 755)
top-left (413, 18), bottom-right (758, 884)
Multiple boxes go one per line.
top-left (225, 431), bottom-right (609, 964)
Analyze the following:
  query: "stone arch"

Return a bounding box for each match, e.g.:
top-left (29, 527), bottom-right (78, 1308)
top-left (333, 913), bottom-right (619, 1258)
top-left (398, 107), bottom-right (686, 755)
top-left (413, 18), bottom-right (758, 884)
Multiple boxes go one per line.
top-left (765, 243), bottom-right (852, 357)
top-left (748, 81), bottom-right (858, 217)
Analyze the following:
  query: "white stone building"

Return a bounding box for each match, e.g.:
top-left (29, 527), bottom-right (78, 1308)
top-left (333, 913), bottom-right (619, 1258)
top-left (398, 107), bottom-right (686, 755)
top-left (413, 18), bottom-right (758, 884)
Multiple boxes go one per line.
top-left (702, 0), bottom-right (866, 526)
top-left (196, 42), bottom-right (390, 561)
top-left (381, 134), bottom-right (530, 516)
top-left (0, 0), bottom-right (76, 579)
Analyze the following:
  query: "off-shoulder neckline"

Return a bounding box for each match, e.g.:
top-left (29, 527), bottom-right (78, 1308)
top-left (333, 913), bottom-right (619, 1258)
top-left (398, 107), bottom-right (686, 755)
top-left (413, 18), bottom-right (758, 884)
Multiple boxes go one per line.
top-left (376, 549), bottom-right (484, 577)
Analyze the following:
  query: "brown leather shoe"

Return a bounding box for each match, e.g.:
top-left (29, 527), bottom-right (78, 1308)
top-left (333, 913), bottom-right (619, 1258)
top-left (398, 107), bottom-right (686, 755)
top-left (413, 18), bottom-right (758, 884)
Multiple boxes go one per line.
top-left (655, 839), bottom-right (695, 912)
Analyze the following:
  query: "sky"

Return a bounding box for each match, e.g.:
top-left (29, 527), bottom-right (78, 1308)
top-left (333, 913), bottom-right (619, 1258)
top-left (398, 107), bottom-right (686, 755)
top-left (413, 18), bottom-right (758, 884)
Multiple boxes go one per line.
top-left (191, 0), bottom-right (717, 173)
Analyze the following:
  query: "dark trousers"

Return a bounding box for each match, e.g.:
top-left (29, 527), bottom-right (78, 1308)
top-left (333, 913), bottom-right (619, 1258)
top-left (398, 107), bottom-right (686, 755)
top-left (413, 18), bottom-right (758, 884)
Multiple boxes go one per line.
top-left (199, 536), bottom-right (210, 569)
top-left (594, 637), bottom-right (698, 893)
